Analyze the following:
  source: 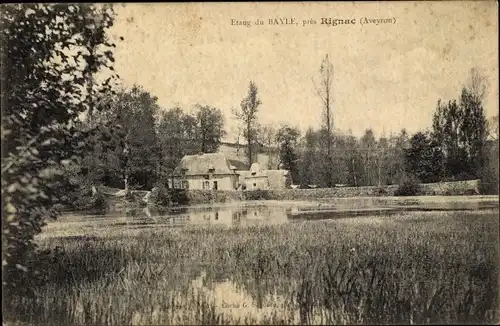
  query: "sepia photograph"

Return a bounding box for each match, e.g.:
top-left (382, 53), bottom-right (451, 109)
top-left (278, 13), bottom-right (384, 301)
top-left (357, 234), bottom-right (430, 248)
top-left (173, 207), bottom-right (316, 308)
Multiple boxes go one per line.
top-left (1, 1), bottom-right (499, 325)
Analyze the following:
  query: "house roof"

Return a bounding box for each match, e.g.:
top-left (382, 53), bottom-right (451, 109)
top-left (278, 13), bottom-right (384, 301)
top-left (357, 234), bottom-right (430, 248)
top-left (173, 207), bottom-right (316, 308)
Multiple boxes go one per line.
top-left (249, 163), bottom-right (259, 172)
top-left (174, 153), bottom-right (237, 176)
top-left (227, 159), bottom-right (248, 170)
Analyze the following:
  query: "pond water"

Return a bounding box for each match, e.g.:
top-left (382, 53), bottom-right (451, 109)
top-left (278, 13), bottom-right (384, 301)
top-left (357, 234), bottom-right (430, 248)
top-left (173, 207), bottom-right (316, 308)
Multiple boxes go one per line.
top-left (64, 197), bottom-right (499, 228)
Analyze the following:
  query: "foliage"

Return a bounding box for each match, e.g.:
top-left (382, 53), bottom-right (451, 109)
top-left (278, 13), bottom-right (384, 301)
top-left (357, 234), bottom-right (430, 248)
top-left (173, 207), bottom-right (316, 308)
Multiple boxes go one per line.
top-left (150, 182), bottom-right (172, 207)
top-left (194, 104), bottom-right (225, 153)
top-left (478, 139), bottom-right (499, 195)
top-left (359, 129), bottom-right (378, 186)
top-left (156, 104), bottom-right (225, 176)
top-left (405, 131), bottom-right (445, 183)
top-left (432, 70), bottom-right (489, 180)
top-left (295, 128), bottom-right (410, 188)
top-left (373, 186), bottom-right (389, 196)
top-left (234, 81), bottom-right (262, 168)
top-left (297, 128), bottom-right (322, 187)
top-left (65, 174), bottom-right (107, 213)
top-left (1, 4), bottom-right (117, 292)
top-left (258, 124), bottom-right (279, 169)
top-left (394, 178), bottom-right (422, 196)
top-left (311, 54), bottom-right (336, 187)
top-left (243, 189), bottom-right (271, 200)
top-left (276, 125), bottom-right (300, 181)
top-left (156, 107), bottom-right (198, 174)
top-left (112, 85), bottom-right (162, 190)
top-left (293, 67), bottom-right (491, 189)
top-left (313, 54), bottom-right (335, 134)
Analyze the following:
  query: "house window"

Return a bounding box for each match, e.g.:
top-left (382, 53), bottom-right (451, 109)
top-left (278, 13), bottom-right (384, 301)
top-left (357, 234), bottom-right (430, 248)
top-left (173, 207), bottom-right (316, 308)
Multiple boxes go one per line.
top-left (213, 181), bottom-right (218, 190)
top-left (182, 181), bottom-right (189, 189)
top-left (203, 180), bottom-right (210, 189)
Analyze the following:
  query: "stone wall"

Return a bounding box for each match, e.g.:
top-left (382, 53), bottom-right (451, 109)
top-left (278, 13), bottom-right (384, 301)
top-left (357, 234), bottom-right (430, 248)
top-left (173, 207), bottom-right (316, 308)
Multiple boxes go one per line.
top-left (183, 190), bottom-right (242, 205)
top-left (103, 180), bottom-right (482, 208)
top-left (182, 179), bottom-right (481, 203)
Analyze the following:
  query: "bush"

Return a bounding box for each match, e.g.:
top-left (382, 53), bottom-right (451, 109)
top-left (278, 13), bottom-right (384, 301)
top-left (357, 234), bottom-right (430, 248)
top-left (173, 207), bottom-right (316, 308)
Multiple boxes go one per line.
top-left (373, 186), bottom-right (389, 196)
top-left (124, 190), bottom-right (135, 202)
top-left (64, 180), bottom-right (107, 214)
top-left (243, 189), bottom-right (270, 200)
top-left (478, 179), bottom-right (499, 195)
top-left (150, 183), bottom-right (171, 207)
top-left (171, 189), bottom-right (190, 205)
top-left (394, 179), bottom-right (422, 196)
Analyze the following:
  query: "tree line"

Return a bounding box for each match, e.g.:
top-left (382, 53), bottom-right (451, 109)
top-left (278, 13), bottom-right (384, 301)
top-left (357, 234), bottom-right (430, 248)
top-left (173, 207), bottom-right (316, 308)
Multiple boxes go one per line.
top-left (232, 57), bottom-right (498, 194)
top-left (73, 61), bottom-right (498, 194)
top-left (74, 86), bottom-right (226, 192)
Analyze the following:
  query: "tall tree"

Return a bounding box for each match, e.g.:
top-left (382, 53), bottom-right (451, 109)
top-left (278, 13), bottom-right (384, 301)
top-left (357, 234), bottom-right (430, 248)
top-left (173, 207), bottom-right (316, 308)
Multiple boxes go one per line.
top-left (194, 104), bottom-right (225, 153)
top-left (259, 124), bottom-right (278, 169)
top-left (405, 131), bottom-right (444, 183)
top-left (234, 81), bottom-right (261, 168)
top-left (330, 134), bottom-right (351, 185)
top-left (94, 86), bottom-right (161, 190)
top-left (432, 99), bottom-right (467, 178)
top-left (1, 3), bottom-right (117, 291)
top-left (313, 54), bottom-right (335, 186)
top-left (360, 129), bottom-right (377, 186)
top-left (459, 87), bottom-right (488, 175)
top-left (157, 107), bottom-right (197, 176)
top-left (276, 125), bottom-right (300, 181)
top-left (297, 128), bottom-right (321, 187)
top-left (466, 67), bottom-right (490, 103)
top-left (432, 68), bottom-right (489, 180)
top-left (386, 130), bottom-right (409, 185)
top-left (487, 115), bottom-right (499, 141)
top-left (375, 136), bottom-right (390, 186)
top-left (341, 133), bottom-right (363, 186)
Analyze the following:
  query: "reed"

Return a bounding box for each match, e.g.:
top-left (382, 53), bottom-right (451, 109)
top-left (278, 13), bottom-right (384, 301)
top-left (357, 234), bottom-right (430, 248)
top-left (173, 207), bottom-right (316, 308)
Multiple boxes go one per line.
top-left (4, 210), bottom-right (499, 325)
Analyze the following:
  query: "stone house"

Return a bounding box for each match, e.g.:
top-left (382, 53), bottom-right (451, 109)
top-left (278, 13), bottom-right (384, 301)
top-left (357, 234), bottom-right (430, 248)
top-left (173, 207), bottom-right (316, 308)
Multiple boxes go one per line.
top-left (171, 153), bottom-right (239, 190)
top-left (237, 163), bottom-right (292, 190)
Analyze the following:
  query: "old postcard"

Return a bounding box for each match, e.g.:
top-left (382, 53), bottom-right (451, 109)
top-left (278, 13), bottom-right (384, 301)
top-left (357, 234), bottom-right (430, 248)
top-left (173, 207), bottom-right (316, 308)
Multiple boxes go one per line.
top-left (2, 1), bottom-right (499, 325)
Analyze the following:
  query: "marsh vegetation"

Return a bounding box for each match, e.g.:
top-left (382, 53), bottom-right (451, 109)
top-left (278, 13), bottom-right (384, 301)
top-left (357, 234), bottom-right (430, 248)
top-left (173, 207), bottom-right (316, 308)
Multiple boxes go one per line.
top-left (5, 209), bottom-right (499, 325)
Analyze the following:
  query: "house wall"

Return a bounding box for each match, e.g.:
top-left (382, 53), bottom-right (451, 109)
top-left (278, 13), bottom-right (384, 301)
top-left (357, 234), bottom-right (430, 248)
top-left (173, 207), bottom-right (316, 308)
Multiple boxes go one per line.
top-left (181, 174), bottom-right (238, 190)
top-left (245, 176), bottom-right (269, 190)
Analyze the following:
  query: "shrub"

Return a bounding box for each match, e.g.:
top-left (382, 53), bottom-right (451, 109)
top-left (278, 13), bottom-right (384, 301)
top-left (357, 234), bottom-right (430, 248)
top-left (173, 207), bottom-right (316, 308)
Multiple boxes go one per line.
top-left (172, 189), bottom-right (190, 205)
top-left (394, 179), bottom-right (422, 196)
top-left (373, 186), bottom-right (389, 196)
top-left (243, 189), bottom-right (270, 200)
top-left (150, 182), bottom-right (171, 207)
top-left (65, 181), bottom-right (107, 214)
top-left (479, 174), bottom-right (499, 195)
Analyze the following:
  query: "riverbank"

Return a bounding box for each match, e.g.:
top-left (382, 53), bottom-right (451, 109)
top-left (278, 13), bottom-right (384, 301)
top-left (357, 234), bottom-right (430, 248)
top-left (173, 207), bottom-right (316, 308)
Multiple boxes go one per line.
top-left (170, 179), bottom-right (483, 205)
top-left (85, 179), bottom-right (489, 213)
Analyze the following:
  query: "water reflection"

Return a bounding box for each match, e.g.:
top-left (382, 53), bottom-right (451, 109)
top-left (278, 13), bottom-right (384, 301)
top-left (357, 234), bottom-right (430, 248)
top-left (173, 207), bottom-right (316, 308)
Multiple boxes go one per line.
top-left (74, 198), bottom-right (499, 227)
top-left (118, 204), bottom-right (291, 227)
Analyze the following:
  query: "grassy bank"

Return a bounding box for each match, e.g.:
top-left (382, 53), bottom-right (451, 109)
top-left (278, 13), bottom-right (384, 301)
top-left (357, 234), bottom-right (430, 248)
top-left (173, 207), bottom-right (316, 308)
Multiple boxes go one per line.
top-left (5, 210), bottom-right (499, 325)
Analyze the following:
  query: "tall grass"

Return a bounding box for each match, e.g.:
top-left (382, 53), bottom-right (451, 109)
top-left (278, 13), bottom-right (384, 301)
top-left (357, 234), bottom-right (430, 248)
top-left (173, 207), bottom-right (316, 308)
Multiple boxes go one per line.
top-left (4, 211), bottom-right (499, 325)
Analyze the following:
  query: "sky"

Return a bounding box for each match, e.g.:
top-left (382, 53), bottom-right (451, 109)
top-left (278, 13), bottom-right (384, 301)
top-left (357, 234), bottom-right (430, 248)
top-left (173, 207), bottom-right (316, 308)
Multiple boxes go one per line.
top-left (105, 1), bottom-right (499, 141)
